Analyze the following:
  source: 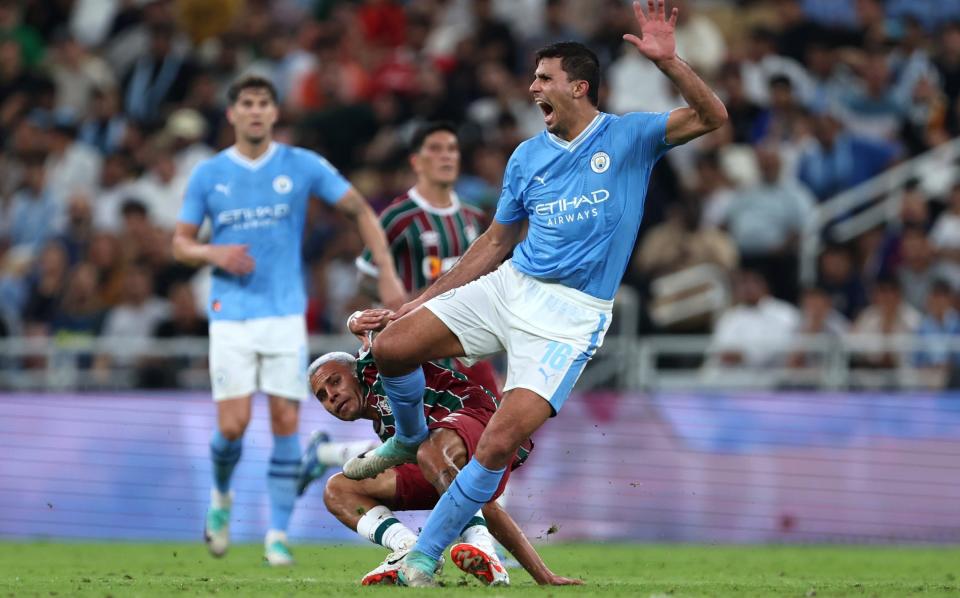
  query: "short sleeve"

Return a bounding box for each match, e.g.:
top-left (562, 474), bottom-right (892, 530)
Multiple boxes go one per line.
top-left (494, 151), bottom-right (527, 224)
top-left (303, 149), bottom-right (352, 205)
top-left (178, 164), bottom-right (209, 225)
top-left (621, 111), bottom-right (673, 164)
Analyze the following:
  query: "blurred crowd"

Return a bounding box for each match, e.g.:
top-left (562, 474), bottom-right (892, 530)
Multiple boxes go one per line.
top-left (5, 0), bottom-right (960, 386)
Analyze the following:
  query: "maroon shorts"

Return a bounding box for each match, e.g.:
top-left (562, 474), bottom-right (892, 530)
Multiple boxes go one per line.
top-left (392, 412), bottom-right (512, 511)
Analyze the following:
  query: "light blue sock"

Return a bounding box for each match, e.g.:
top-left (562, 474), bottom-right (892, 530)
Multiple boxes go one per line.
top-left (381, 368), bottom-right (428, 444)
top-left (413, 458), bottom-right (506, 561)
top-left (210, 430), bottom-right (242, 494)
top-left (267, 433), bottom-right (301, 531)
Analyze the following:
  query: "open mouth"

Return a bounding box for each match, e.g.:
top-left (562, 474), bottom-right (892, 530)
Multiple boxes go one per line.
top-left (535, 99), bottom-right (556, 126)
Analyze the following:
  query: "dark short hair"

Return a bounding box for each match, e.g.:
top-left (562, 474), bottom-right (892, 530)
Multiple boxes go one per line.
top-left (409, 121), bottom-right (458, 154)
top-left (226, 74), bottom-right (278, 105)
top-left (534, 41), bottom-right (600, 106)
top-left (121, 198), bottom-right (148, 218)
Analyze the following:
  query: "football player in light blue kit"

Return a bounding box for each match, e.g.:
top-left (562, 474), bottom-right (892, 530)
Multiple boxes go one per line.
top-left (172, 75), bottom-right (404, 566)
top-left (341, 1), bottom-right (729, 585)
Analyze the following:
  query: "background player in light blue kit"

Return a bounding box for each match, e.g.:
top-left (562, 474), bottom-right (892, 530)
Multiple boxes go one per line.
top-left (172, 75), bottom-right (404, 566)
top-left (341, 0), bottom-right (729, 585)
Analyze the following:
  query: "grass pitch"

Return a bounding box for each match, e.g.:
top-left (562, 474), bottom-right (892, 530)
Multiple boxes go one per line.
top-left (0, 543), bottom-right (958, 597)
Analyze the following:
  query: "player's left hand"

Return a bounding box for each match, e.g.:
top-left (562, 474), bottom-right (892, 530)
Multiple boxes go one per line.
top-left (348, 309), bottom-right (393, 350)
top-left (542, 574), bottom-right (584, 586)
top-left (623, 0), bottom-right (678, 65)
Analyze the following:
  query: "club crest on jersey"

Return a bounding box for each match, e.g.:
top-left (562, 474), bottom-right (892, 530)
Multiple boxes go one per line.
top-left (590, 151), bottom-right (611, 173)
top-left (272, 175), bottom-right (293, 194)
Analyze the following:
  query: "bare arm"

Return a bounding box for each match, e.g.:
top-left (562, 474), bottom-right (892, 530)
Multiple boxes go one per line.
top-left (334, 189), bottom-right (407, 309)
top-left (172, 222), bottom-right (254, 274)
top-left (481, 501), bottom-right (583, 586)
top-left (391, 219), bottom-right (525, 319)
top-left (623, 0), bottom-right (727, 145)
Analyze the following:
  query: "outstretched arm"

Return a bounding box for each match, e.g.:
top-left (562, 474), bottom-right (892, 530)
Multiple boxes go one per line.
top-left (481, 501), bottom-right (583, 586)
top-left (623, 0), bottom-right (727, 145)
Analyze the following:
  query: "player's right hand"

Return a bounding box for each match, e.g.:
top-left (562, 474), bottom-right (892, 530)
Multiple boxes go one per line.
top-left (348, 309), bottom-right (393, 350)
top-left (209, 244), bottom-right (255, 275)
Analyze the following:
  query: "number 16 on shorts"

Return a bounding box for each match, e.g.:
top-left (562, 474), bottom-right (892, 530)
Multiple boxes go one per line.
top-left (540, 341), bottom-right (572, 371)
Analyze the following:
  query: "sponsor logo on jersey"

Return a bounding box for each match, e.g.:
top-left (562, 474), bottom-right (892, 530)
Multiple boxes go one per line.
top-left (217, 203), bottom-right (291, 229)
top-left (533, 172), bottom-right (550, 186)
top-left (423, 256), bottom-right (460, 280)
top-left (272, 175), bottom-right (293, 194)
top-left (214, 183), bottom-right (231, 196)
top-left (534, 188), bottom-right (610, 226)
top-left (590, 151), bottom-right (610, 173)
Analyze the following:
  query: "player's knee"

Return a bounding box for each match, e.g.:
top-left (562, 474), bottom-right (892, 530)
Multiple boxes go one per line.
top-left (323, 473), bottom-right (350, 512)
top-left (218, 418), bottom-right (248, 441)
top-left (371, 328), bottom-right (413, 370)
top-left (475, 434), bottom-right (519, 470)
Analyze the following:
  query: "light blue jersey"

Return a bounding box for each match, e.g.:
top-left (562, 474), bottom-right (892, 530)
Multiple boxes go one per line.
top-left (495, 111), bottom-right (672, 300)
top-left (179, 142), bottom-right (351, 320)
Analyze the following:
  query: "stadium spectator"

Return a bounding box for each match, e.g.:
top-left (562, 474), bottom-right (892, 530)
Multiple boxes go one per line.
top-left (913, 279), bottom-right (960, 387)
top-left (786, 285), bottom-right (850, 371)
top-left (797, 111), bottom-right (899, 202)
top-left (171, 74), bottom-right (404, 566)
top-left (121, 21), bottom-right (196, 125)
top-left (851, 277), bottom-right (921, 369)
top-left (722, 145), bottom-right (815, 302)
top-left (2, 153), bottom-right (60, 254)
top-left (94, 266), bottom-right (170, 373)
top-left (895, 226), bottom-right (944, 311)
top-left (47, 30), bottom-right (115, 116)
top-left (930, 183), bottom-right (960, 288)
top-left (43, 112), bottom-right (102, 205)
top-left (21, 241), bottom-right (70, 334)
top-left (707, 269), bottom-right (801, 368)
top-left (634, 194), bottom-right (738, 280)
top-left (818, 243), bottom-right (868, 319)
top-left (78, 87), bottom-right (128, 155)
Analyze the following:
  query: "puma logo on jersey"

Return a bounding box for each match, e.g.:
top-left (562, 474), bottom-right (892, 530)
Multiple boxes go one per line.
top-left (214, 183), bottom-right (231, 196)
top-left (533, 172), bottom-right (550, 186)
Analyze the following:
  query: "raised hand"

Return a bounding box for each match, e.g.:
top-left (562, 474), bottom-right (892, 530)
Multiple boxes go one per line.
top-left (623, 0), bottom-right (678, 65)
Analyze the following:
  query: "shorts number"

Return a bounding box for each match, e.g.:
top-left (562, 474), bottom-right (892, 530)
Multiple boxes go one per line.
top-left (540, 341), bottom-right (573, 370)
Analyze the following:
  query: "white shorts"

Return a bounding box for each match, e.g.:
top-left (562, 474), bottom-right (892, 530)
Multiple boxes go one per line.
top-left (424, 261), bottom-right (612, 414)
top-left (208, 314), bottom-right (308, 401)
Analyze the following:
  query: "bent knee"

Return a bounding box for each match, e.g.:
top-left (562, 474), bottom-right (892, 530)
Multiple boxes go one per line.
top-left (475, 435), bottom-right (520, 469)
top-left (323, 473), bottom-right (352, 509)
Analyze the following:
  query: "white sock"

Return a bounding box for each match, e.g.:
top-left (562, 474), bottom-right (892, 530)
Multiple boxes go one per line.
top-left (317, 440), bottom-right (380, 466)
top-left (356, 505), bottom-right (418, 552)
top-left (459, 510), bottom-right (499, 560)
top-left (210, 488), bottom-right (232, 509)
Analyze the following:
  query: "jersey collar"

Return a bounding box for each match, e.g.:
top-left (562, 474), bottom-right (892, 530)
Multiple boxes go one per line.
top-left (226, 142), bottom-right (278, 171)
top-left (546, 112), bottom-right (606, 152)
top-left (408, 186), bottom-right (461, 216)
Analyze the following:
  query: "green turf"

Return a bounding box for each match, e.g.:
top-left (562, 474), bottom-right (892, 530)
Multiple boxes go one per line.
top-left (0, 543), bottom-right (958, 597)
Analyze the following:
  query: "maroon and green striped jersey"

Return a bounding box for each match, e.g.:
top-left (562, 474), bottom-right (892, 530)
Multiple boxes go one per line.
top-left (355, 188), bottom-right (486, 294)
top-left (354, 351), bottom-right (531, 468)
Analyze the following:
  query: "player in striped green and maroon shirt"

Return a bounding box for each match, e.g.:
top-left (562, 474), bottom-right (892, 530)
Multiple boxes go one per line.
top-left (303, 340), bottom-right (579, 587)
top-left (355, 122), bottom-right (500, 395)
top-left (355, 123), bottom-right (487, 297)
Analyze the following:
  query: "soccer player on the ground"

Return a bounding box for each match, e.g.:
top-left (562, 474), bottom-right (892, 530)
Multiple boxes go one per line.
top-left (172, 74), bottom-right (405, 565)
top-left (354, 121), bottom-right (499, 394)
top-left (300, 309), bottom-right (581, 587)
top-left (342, 1), bottom-right (728, 586)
